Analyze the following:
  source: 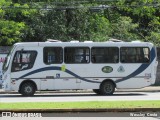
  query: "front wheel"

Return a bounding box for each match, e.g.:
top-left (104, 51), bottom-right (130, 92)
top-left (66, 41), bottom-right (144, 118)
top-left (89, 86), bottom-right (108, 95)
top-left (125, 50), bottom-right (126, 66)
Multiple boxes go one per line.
top-left (20, 82), bottom-right (36, 96)
top-left (100, 81), bottom-right (115, 95)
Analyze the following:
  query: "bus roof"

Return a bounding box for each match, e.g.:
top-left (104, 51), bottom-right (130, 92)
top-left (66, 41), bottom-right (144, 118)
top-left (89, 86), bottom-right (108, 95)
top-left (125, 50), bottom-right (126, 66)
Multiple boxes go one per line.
top-left (14, 41), bottom-right (154, 48)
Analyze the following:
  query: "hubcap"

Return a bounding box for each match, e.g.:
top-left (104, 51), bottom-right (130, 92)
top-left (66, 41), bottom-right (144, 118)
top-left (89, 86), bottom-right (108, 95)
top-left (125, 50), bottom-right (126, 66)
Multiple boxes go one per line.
top-left (105, 83), bottom-right (113, 93)
top-left (25, 86), bottom-right (32, 93)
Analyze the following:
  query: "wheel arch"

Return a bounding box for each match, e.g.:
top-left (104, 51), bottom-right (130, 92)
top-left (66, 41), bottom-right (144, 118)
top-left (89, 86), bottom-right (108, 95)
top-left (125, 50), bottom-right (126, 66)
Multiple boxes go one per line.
top-left (19, 79), bottom-right (37, 92)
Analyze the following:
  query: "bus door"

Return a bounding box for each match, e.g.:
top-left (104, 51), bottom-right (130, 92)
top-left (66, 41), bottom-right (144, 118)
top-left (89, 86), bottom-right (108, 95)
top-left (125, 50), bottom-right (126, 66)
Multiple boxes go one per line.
top-left (11, 47), bottom-right (37, 85)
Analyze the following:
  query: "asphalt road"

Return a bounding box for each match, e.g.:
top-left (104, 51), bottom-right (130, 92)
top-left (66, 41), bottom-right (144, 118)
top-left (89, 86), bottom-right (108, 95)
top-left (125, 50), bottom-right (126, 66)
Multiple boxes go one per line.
top-left (1, 88), bottom-right (160, 120)
top-left (0, 91), bottom-right (160, 102)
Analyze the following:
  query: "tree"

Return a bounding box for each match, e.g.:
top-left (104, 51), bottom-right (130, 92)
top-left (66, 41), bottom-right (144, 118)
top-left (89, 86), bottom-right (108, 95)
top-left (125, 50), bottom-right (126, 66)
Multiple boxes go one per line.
top-left (87, 12), bottom-right (111, 41)
top-left (0, 20), bottom-right (25, 45)
top-left (23, 6), bottom-right (112, 42)
top-left (0, 0), bottom-right (27, 45)
top-left (116, 0), bottom-right (160, 43)
top-left (146, 17), bottom-right (160, 46)
top-left (0, 0), bottom-right (160, 45)
top-left (110, 16), bottom-right (139, 41)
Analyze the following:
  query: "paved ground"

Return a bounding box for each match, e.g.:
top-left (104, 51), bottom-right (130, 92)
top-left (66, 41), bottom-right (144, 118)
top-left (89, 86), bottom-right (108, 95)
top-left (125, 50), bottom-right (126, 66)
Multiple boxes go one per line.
top-left (1, 86), bottom-right (160, 120)
top-left (0, 86), bottom-right (160, 102)
top-left (0, 91), bottom-right (160, 102)
top-left (117, 86), bottom-right (160, 92)
top-left (0, 86), bottom-right (160, 93)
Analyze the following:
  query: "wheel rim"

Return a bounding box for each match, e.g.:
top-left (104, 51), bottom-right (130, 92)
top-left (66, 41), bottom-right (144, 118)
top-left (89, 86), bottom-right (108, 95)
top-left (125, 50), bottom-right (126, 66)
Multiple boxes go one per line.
top-left (104, 83), bottom-right (113, 93)
top-left (24, 86), bottom-right (32, 94)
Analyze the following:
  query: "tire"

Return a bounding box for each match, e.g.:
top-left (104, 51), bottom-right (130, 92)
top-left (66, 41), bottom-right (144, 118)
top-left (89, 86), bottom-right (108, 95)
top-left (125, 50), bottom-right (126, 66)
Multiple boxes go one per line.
top-left (93, 89), bottom-right (101, 95)
top-left (20, 82), bottom-right (36, 96)
top-left (100, 81), bottom-right (115, 95)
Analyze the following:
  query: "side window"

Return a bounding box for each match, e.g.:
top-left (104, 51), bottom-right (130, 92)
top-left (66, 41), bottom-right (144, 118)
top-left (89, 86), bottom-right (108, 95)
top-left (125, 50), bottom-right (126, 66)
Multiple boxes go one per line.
top-left (43, 47), bottom-right (63, 64)
top-left (91, 47), bottom-right (119, 63)
top-left (11, 51), bottom-right (37, 72)
top-left (120, 47), bottom-right (150, 63)
top-left (65, 47), bottom-right (90, 63)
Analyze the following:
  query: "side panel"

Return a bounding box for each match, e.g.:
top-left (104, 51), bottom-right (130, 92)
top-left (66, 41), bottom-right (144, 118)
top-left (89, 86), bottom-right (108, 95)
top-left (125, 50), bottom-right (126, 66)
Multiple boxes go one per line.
top-left (116, 46), bottom-right (156, 88)
top-left (115, 63), bottom-right (152, 88)
top-left (10, 44), bottom-right (157, 91)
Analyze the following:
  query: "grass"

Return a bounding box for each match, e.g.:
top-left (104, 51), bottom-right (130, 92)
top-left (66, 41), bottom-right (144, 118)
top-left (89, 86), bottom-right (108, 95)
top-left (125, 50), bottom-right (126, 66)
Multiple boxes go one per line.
top-left (0, 101), bottom-right (160, 109)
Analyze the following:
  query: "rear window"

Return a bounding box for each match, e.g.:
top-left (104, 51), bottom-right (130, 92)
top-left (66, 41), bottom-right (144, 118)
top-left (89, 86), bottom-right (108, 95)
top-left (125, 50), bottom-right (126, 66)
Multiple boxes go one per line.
top-left (120, 47), bottom-right (150, 63)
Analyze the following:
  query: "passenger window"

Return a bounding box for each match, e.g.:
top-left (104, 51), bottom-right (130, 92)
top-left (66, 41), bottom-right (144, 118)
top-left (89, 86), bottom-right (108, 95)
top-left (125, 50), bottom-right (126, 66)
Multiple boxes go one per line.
top-left (120, 47), bottom-right (150, 63)
top-left (43, 47), bottom-right (63, 64)
top-left (65, 47), bottom-right (90, 63)
top-left (91, 47), bottom-right (119, 63)
top-left (11, 51), bottom-right (37, 72)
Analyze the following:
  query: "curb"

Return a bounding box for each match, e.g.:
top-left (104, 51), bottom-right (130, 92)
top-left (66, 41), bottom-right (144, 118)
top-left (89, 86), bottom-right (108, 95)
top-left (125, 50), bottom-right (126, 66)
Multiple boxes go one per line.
top-left (0, 108), bottom-right (160, 113)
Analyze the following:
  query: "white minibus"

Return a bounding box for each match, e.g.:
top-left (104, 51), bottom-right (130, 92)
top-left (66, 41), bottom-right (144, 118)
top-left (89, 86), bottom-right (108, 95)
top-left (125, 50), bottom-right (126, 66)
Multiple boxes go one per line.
top-left (2, 41), bottom-right (158, 96)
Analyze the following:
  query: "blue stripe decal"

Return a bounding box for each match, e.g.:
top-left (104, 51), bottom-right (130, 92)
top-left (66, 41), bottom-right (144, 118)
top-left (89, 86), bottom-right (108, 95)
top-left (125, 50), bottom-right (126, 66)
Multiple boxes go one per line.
top-left (15, 66), bottom-right (100, 83)
top-left (115, 47), bottom-right (156, 83)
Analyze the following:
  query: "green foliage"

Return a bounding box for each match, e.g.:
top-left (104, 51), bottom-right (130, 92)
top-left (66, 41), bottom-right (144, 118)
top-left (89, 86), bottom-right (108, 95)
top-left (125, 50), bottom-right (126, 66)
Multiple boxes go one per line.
top-left (0, 0), bottom-right (27, 45)
top-left (0, 20), bottom-right (26, 45)
top-left (146, 32), bottom-right (160, 46)
top-left (87, 13), bottom-right (111, 41)
top-left (24, 8), bottom-right (111, 42)
top-left (0, 0), bottom-right (159, 45)
top-left (110, 16), bottom-right (139, 41)
top-left (116, 0), bottom-right (160, 44)
top-left (146, 17), bottom-right (160, 46)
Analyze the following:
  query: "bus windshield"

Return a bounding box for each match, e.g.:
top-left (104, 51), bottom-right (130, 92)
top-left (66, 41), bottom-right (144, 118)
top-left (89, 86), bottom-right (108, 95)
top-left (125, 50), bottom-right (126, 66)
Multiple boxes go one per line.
top-left (2, 45), bottom-right (16, 73)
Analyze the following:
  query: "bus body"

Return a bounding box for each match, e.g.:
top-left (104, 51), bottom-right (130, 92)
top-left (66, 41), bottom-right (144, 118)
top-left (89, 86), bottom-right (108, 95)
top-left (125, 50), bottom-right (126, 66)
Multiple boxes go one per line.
top-left (2, 41), bottom-right (158, 96)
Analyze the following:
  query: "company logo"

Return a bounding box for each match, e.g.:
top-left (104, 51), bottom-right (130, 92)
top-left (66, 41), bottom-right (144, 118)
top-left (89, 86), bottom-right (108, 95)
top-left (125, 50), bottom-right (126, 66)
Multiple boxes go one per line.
top-left (117, 66), bottom-right (125, 73)
top-left (102, 66), bottom-right (113, 73)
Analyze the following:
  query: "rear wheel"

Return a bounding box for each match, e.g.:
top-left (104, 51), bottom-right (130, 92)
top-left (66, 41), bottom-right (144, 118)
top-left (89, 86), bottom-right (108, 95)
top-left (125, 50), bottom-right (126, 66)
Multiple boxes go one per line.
top-left (100, 81), bottom-right (115, 95)
top-left (20, 82), bottom-right (36, 96)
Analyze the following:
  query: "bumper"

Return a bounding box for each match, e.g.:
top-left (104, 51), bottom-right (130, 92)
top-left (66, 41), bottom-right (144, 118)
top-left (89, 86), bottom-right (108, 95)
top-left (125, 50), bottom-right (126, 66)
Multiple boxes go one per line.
top-left (2, 81), bottom-right (11, 91)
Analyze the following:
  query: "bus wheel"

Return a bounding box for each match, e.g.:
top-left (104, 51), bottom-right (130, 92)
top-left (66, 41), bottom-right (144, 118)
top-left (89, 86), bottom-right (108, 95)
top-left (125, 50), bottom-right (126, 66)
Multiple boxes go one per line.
top-left (100, 81), bottom-right (115, 95)
top-left (20, 82), bottom-right (36, 96)
top-left (92, 89), bottom-right (101, 95)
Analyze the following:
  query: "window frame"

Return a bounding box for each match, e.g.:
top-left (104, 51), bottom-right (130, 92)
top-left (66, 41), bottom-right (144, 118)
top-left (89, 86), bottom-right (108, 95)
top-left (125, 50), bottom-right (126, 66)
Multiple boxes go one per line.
top-left (43, 47), bottom-right (63, 64)
top-left (11, 50), bottom-right (37, 72)
top-left (120, 47), bottom-right (150, 64)
top-left (64, 47), bottom-right (90, 64)
top-left (91, 47), bottom-right (119, 64)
